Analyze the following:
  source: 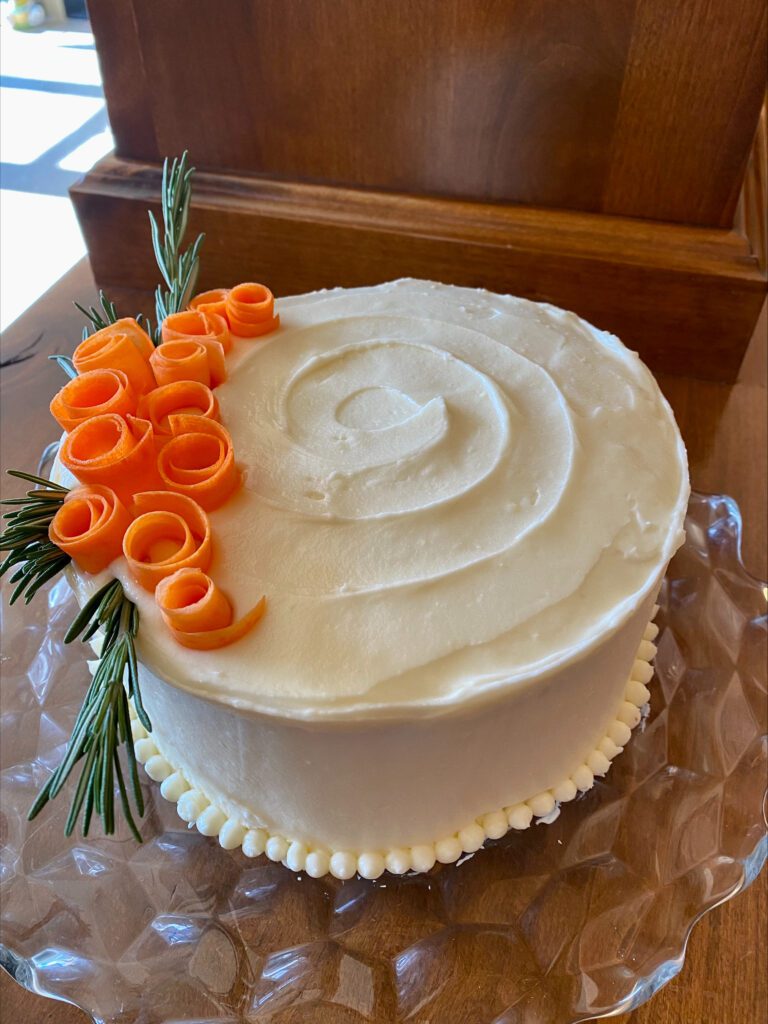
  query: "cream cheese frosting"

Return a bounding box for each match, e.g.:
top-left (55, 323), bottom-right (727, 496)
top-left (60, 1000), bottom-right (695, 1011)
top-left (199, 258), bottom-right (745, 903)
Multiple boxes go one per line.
top-left (61, 279), bottom-right (689, 720)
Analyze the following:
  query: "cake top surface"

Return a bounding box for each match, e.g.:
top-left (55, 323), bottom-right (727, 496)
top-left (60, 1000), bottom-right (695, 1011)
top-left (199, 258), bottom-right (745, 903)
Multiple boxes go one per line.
top-left (69, 279), bottom-right (689, 719)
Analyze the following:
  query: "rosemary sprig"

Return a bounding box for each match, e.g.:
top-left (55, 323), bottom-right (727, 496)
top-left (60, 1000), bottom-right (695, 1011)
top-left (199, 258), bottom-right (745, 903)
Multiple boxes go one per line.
top-left (48, 354), bottom-right (77, 379)
top-left (28, 578), bottom-right (149, 841)
top-left (0, 471), bottom-right (70, 604)
top-left (149, 151), bottom-right (205, 343)
top-left (74, 289), bottom-right (120, 336)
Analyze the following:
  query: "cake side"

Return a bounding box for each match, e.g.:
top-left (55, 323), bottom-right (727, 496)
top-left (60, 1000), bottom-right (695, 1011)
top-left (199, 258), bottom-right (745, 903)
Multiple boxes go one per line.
top-left (128, 608), bottom-right (659, 877)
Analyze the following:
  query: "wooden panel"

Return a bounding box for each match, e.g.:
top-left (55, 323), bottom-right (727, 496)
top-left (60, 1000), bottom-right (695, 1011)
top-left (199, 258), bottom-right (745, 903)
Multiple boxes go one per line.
top-left (86, 1), bottom-right (159, 162)
top-left (603, 0), bottom-right (768, 226)
top-left (86, 0), bottom-right (767, 226)
top-left (70, 156), bottom-right (765, 383)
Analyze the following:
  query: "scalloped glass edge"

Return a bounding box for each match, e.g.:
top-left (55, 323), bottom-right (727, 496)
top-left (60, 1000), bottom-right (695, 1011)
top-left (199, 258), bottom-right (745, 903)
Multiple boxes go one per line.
top-left (0, 489), bottom-right (766, 1024)
top-left (578, 490), bottom-right (768, 1023)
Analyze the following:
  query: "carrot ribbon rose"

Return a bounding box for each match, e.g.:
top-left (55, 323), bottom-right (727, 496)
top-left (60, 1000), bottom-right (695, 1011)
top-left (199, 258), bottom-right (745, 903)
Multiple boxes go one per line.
top-left (48, 484), bottom-right (131, 574)
top-left (157, 414), bottom-right (239, 511)
top-left (59, 414), bottom-right (159, 505)
top-left (225, 282), bottom-right (279, 338)
top-left (149, 338), bottom-right (227, 389)
top-left (162, 309), bottom-right (232, 354)
top-left (155, 567), bottom-right (266, 650)
top-left (72, 318), bottom-right (156, 395)
top-left (123, 491), bottom-right (211, 591)
top-left (50, 368), bottom-right (137, 433)
top-left (137, 380), bottom-right (219, 443)
top-left (190, 287), bottom-right (230, 320)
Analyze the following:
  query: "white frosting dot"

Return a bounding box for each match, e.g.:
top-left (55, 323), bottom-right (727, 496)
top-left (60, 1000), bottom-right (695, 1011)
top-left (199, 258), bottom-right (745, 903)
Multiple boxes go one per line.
top-left (617, 701), bottom-right (642, 727)
top-left (506, 804), bottom-right (533, 830)
top-left (283, 841), bottom-right (307, 871)
top-left (587, 750), bottom-right (611, 776)
top-left (144, 754), bottom-right (172, 782)
top-left (265, 835), bottom-right (289, 862)
top-left (644, 621), bottom-right (660, 642)
top-left (626, 679), bottom-right (651, 707)
top-left (177, 789), bottom-right (209, 822)
top-left (481, 810), bottom-right (508, 840)
top-left (571, 765), bottom-right (594, 792)
top-left (357, 852), bottom-right (385, 879)
top-left (527, 791), bottom-right (556, 818)
top-left (458, 823), bottom-right (486, 853)
top-left (130, 720), bottom-right (147, 742)
top-left (196, 805), bottom-right (227, 837)
top-left (242, 828), bottom-right (268, 858)
top-left (329, 851), bottom-right (357, 879)
top-left (631, 659), bottom-right (654, 684)
top-left (638, 639), bottom-right (657, 662)
top-left (219, 819), bottom-right (247, 850)
top-left (608, 720), bottom-right (632, 746)
top-left (410, 844), bottom-right (436, 873)
top-left (598, 736), bottom-right (622, 760)
top-left (305, 849), bottom-right (330, 878)
top-left (385, 848), bottom-right (412, 874)
top-left (133, 738), bottom-right (158, 763)
top-left (160, 771), bottom-right (189, 803)
top-left (435, 837), bottom-right (462, 864)
top-left (552, 779), bottom-right (578, 803)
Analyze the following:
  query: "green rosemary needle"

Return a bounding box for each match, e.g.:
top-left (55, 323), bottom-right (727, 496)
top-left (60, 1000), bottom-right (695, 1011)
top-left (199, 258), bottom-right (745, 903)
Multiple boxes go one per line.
top-left (28, 577), bottom-right (150, 841)
top-left (74, 289), bottom-right (120, 335)
top-left (149, 150), bottom-right (205, 344)
top-left (0, 471), bottom-right (70, 604)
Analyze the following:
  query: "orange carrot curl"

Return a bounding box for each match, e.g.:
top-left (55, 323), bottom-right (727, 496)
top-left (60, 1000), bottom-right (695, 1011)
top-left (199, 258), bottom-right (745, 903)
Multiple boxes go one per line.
top-left (137, 380), bottom-right (219, 443)
top-left (50, 368), bottom-right (137, 433)
top-left (59, 414), bottom-right (160, 505)
top-left (122, 491), bottom-right (211, 592)
top-left (48, 484), bottom-right (131, 574)
top-left (156, 414), bottom-right (239, 511)
top-left (225, 283), bottom-right (280, 338)
top-left (155, 567), bottom-right (266, 649)
top-left (73, 318), bottom-right (155, 395)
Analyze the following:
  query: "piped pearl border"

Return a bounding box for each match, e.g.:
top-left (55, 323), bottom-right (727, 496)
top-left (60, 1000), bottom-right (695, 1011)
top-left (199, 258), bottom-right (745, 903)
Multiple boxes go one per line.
top-left (130, 612), bottom-right (659, 880)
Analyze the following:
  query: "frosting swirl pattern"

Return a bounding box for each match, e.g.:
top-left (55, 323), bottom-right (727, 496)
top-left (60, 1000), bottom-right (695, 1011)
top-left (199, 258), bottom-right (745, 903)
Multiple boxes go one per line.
top-left (81, 280), bottom-right (688, 719)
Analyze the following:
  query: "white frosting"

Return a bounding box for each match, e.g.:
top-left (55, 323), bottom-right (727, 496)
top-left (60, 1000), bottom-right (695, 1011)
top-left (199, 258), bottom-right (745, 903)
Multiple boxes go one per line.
top-left (131, 618), bottom-right (659, 878)
top-left (57, 280), bottom-right (689, 869)
top-left (64, 279), bottom-right (688, 722)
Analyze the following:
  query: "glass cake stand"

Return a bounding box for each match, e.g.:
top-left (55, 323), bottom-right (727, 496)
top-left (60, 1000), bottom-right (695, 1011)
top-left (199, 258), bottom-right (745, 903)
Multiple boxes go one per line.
top-left (1, 492), bottom-right (766, 1024)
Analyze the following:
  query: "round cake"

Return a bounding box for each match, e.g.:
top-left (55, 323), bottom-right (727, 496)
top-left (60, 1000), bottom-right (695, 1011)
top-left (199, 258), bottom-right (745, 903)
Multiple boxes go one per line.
top-left (63, 278), bottom-right (689, 879)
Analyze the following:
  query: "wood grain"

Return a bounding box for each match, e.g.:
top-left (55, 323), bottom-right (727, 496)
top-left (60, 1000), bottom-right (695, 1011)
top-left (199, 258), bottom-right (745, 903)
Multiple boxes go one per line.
top-left (86, 0), bottom-right (767, 226)
top-left (0, 265), bottom-right (765, 1023)
top-left (70, 157), bottom-right (766, 384)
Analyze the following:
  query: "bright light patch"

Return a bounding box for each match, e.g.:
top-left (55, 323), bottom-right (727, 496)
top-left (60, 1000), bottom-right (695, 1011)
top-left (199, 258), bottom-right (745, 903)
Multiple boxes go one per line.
top-left (0, 190), bottom-right (86, 330)
top-left (1, 87), bottom-right (104, 164)
top-left (58, 128), bottom-right (114, 172)
top-left (0, 25), bottom-right (102, 87)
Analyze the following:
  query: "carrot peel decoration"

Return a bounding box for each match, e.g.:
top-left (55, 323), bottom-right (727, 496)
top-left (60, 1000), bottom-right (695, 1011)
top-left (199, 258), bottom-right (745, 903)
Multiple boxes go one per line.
top-left (162, 309), bottom-right (232, 354)
top-left (190, 287), bottom-right (230, 321)
top-left (155, 567), bottom-right (266, 649)
top-left (137, 380), bottom-right (219, 442)
top-left (72, 318), bottom-right (156, 395)
top-left (123, 490), bottom-right (211, 591)
top-left (150, 338), bottom-right (226, 389)
top-left (157, 414), bottom-right (239, 511)
top-left (59, 414), bottom-right (160, 505)
top-left (225, 282), bottom-right (280, 338)
top-left (50, 368), bottom-right (138, 433)
top-left (48, 484), bottom-right (131, 574)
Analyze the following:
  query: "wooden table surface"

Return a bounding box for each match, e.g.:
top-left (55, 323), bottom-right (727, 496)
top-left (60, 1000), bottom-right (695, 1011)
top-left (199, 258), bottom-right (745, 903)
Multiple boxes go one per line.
top-left (1, 261), bottom-right (765, 1024)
